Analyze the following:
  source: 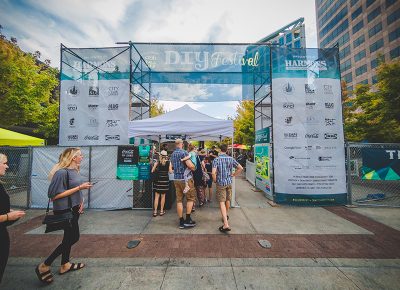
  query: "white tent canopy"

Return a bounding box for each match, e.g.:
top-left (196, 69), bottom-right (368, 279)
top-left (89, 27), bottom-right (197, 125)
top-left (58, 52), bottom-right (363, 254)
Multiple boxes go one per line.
top-left (128, 105), bottom-right (233, 142)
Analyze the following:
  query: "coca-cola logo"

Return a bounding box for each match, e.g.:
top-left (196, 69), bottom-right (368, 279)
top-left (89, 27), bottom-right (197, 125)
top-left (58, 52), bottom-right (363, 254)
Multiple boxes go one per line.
top-left (84, 135), bottom-right (99, 141)
top-left (305, 133), bottom-right (319, 138)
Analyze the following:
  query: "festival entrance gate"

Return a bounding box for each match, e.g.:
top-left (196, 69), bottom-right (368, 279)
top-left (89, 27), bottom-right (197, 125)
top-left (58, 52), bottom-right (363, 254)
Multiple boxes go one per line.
top-left (53, 42), bottom-right (346, 208)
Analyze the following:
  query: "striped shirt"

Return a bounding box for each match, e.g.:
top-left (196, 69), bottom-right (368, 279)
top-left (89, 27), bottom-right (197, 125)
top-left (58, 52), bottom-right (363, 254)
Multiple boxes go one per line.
top-left (170, 148), bottom-right (189, 180)
top-left (212, 154), bottom-right (239, 186)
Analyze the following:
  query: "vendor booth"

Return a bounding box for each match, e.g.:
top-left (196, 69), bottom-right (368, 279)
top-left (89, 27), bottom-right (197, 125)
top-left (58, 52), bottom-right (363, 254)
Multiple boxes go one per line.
top-left (0, 128), bottom-right (45, 146)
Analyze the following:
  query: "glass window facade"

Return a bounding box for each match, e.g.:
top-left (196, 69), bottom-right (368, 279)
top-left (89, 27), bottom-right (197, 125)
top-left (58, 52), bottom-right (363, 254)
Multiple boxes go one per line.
top-left (387, 9), bottom-right (400, 26)
top-left (358, 79), bottom-right (369, 85)
top-left (343, 72), bottom-right (353, 83)
top-left (368, 22), bottom-right (382, 37)
top-left (372, 75), bottom-right (378, 84)
top-left (354, 50), bottom-right (366, 62)
top-left (353, 35), bottom-right (365, 48)
top-left (368, 7), bottom-right (381, 23)
top-left (386, 0), bottom-right (396, 8)
top-left (353, 20), bottom-right (364, 34)
top-left (341, 59), bottom-right (352, 71)
top-left (356, 64), bottom-right (368, 76)
top-left (286, 33), bottom-right (292, 43)
top-left (339, 45), bottom-right (351, 59)
top-left (371, 56), bottom-right (385, 69)
top-left (318, 0), bottom-right (346, 20)
top-left (389, 27), bottom-right (400, 42)
top-left (351, 0), bottom-right (359, 6)
top-left (294, 40), bottom-right (301, 48)
top-left (366, 0), bottom-right (375, 8)
top-left (370, 39), bottom-right (384, 53)
top-left (321, 20), bottom-right (349, 47)
top-left (320, 7), bottom-right (348, 38)
top-left (352, 6), bottom-right (363, 20)
top-left (390, 46), bottom-right (400, 59)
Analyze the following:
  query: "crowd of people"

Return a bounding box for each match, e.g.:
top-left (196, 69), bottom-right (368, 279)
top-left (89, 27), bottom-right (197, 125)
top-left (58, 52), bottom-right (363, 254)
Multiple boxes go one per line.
top-left (151, 139), bottom-right (243, 231)
top-left (0, 142), bottom-right (243, 284)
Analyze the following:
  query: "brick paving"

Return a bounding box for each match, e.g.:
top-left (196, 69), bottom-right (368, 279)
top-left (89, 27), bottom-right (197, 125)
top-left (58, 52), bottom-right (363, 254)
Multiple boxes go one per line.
top-left (9, 207), bottom-right (400, 259)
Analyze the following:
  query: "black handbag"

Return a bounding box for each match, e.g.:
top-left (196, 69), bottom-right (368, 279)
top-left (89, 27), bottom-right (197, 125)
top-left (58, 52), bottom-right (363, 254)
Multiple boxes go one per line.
top-left (42, 170), bottom-right (74, 233)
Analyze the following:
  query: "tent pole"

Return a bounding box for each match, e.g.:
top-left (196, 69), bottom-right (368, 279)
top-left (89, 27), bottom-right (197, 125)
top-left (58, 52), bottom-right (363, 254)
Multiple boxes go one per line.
top-left (231, 135), bottom-right (239, 208)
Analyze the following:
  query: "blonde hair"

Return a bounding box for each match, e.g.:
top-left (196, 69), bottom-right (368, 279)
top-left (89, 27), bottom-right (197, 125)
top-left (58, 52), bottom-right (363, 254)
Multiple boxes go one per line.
top-left (48, 147), bottom-right (81, 180)
top-left (159, 154), bottom-right (168, 166)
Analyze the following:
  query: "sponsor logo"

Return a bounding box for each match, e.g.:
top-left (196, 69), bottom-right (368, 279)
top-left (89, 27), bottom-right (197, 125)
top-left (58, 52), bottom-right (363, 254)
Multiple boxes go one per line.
top-left (105, 135), bottom-right (120, 141)
top-left (284, 132), bottom-right (297, 139)
top-left (305, 145), bottom-right (313, 150)
top-left (323, 84), bottom-right (333, 94)
top-left (105, 120), bottom-right (120, 127)
top-left (325, 102), bottom-right (334, 109)
top-left (282, 82), bottom-right (295, 94)
top-left (283, 102), bottom-right (294, 109)
top-left (305, 116), bottom-right (319, 124)
top-left (316, 145), bottom-right (322, 150)
top-left (289, 156), bottom-right (310, 160)
top-left (284, 146), bottom-right (302, 150)
top-left (69, 118), bottom-right (75, 127)
top-left (305, 133), bottom-right (319, 139)
top-left (108, 104), bottom-right (119, 110)
top-left (89, 86), bottom-right (99, 96)
top-left (107, 87), bottom-right (119, 96)
top-left (67, 134), bottom-right (78, 141)
top-left (305, 84), bottom-right (315, 94)
top-left (284, 116), bottom-right (293, 125)
top-left (318, 156), bottom-right (332, 161)
top-left (324, 146), bottom-right (336, 150)
top-left (306, 102), bottom-right (316, 109)
top-left (84, 135), bottom-right (99, 141)
top-left (67, 104), bottom-right (77, 111)
top-left (285, 60), bottom-right (327, 71)
top-left (88, 118), bottom-right (99, 127)
top-left (67, 85), bottom-right (79, 96)
top-left (325, 118), bottom-right (336, 126)
top-left (88, 104), bottom-right (99, 111)
top-left (324, 133), bottom-right (338, 139)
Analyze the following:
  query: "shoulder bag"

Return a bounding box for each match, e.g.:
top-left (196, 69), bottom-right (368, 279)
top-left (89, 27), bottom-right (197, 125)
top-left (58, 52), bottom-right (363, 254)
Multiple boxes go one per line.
top-left (42, 169), bottom-right (74, 233)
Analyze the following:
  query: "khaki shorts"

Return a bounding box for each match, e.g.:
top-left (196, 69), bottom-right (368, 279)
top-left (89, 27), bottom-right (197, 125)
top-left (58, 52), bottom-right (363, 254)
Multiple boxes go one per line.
top-left (174, 179), bottom-right (196, 202)
top-left (216, 184), bottom-right (232, 202)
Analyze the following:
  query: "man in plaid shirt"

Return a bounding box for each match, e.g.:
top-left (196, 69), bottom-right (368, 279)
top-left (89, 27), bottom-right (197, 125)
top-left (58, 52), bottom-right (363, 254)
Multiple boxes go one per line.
top-left (212, 144), bottom-right (243, 232)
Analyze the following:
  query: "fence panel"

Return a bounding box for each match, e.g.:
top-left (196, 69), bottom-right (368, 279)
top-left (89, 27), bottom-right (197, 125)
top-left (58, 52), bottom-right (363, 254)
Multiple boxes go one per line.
top-left (246, 160), bottom-right (256, 186)
top-left (0, 147), bottom-right (31, 208)
top-left (348, 143), bottom-right (400, 207)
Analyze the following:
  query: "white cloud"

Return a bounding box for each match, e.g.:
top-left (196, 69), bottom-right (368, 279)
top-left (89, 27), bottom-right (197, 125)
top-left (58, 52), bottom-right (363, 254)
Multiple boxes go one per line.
top-left (153, 84), bottom-right (211, 102)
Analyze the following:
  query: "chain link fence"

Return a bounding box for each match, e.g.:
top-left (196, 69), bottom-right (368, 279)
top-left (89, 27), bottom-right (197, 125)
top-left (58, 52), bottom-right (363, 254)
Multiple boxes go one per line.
top-left (347, 143), bottom-right (400, 207)
top-left (0, 147), bottom-right (31, 208)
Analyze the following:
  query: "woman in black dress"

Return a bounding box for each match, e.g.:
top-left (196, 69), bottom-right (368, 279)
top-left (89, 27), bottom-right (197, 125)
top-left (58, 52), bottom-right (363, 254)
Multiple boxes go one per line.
top-left (0, 153), bottom-right (26, 284)
top-left (151, 150), bottom-right (170, 216)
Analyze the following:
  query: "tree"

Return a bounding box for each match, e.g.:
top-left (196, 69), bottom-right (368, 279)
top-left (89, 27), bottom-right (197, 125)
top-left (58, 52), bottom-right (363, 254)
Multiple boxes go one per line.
top-left (233, 100), bottom-right (255, 146)
top-left (150, 98), bottom-right (165, 117)
top-left (343, 59), bottom-right (400, 142)
top-left (0, 36), bottom-right (59, 139)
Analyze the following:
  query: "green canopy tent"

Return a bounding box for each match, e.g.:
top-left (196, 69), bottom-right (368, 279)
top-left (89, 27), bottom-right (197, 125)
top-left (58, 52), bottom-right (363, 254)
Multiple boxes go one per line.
top-left (0, 128), bottom-right (45, 146)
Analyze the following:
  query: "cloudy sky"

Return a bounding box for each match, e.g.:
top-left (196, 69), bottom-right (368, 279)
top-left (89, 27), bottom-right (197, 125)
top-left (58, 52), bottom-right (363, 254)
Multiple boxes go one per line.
top-left (0, 0), bottom-right (317, 118)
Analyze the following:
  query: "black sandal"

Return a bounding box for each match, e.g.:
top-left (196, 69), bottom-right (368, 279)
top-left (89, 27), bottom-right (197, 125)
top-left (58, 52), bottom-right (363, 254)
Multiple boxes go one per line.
top-left (219, 225), bottom-right (231, 233)
top-left (59, 263), bottom-right (85, 275)
top-left (35, 265), bottom-right (53, 284)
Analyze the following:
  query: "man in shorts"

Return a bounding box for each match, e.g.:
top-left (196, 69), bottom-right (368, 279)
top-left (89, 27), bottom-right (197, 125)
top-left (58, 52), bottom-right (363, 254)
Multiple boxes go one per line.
top-left (212, 144), bottom-right (243, 232)
top-left (169, 139), bottom-right (197, 229)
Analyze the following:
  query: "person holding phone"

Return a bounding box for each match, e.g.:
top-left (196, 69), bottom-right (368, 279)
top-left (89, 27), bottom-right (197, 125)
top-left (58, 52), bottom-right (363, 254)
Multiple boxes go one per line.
top-left (0, 153), bottom-right (26, 284)
top-left (35, 148), bottom-right (92, 284)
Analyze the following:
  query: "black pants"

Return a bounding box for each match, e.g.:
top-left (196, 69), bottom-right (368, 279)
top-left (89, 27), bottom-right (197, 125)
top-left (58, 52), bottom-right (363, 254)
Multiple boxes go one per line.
top-left (0, 227), bottom-right (10, 284)
top-left (44, 206), bottom-right (80, 266)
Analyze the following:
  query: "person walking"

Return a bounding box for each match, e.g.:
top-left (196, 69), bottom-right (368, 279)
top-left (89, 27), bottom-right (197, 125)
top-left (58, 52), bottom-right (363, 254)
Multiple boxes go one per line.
top-left (203, 156), bottom-right (213, 203)
top-left (151, 150), bottom-right (170, 217)
top-left (0, 153), bottom-right (26, 284)
top-left (212, 144), bottom-right (243, 232)
top-left (169, 139), bottom-right (196, 229)
top-left (35, 148), bottom-right (92, 284)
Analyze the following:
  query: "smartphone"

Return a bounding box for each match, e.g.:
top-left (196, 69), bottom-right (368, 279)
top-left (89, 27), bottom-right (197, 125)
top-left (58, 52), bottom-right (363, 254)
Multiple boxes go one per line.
top-left (91, 181), bottom-right (99, 185)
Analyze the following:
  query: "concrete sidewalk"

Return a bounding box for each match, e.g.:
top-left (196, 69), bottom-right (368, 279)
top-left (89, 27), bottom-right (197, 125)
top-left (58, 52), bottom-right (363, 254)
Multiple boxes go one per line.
top-left (2, 176), bottom-right (400, 289)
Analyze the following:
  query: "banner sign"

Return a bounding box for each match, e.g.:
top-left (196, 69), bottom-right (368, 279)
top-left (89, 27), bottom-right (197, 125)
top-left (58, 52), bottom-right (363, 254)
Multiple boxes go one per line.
top-left (116, 146), bottom-right (139, 180)
top-left (59, 48), bottom-right (130, 146)
top-left (255, 127), bottom-right (270, 144)
top-left (138, 163), bottom-right (151, 180)
top-left (271, 47), bottom-right (347, 205)
top-left (254, 143), bottom-right (272, 198)
top-left (165, 134), bottom-right (187, 140)
top-left (361, 148), bottom-right (400, 180)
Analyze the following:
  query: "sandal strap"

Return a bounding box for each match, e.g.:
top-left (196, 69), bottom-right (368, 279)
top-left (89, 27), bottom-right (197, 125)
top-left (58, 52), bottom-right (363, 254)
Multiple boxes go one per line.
top-left (40, 270), bottom-right (51, 277)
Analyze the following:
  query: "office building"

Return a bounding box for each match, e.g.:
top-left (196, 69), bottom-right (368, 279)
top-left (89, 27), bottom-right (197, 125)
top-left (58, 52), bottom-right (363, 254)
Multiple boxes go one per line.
top-left (315, 0), bottom-right (400, 91)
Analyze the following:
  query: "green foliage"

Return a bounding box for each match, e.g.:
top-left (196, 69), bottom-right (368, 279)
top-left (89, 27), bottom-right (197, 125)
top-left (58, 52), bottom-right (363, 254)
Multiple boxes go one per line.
top-left (150, 98), bottom-right (165, 117)
top-left (233, 100), bottom-right (254, 146)
top-left (0, 37), bottom-right (59, 138)
top-left (344, 59), bottom-right (400, 142)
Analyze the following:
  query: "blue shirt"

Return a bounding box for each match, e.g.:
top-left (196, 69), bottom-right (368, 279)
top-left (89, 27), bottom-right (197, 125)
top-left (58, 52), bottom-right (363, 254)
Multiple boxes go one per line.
top-left (170, 148), bottom-right (189, 180)
top-left (212, 154), bottom-right (239, 186)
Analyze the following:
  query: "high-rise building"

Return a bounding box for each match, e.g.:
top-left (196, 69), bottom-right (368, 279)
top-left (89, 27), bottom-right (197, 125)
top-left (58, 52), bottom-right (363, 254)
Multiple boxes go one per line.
top-left (315, 0), bottom-right (400, 91)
